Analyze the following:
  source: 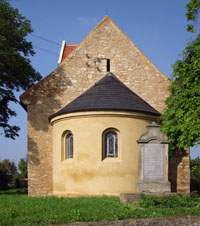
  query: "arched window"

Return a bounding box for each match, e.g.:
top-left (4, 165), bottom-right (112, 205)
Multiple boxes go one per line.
top-left (66, 133), bottom-right (73, 159)
top-left (104, 131), bottom-right (118, 158)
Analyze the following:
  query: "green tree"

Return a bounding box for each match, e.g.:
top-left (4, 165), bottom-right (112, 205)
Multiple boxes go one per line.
top-left (161, 0), bottom-right (200, 151)
top-left (186, 0), bottom-right (200, 33)
top-left (0, 0), bottom-right (41, 139)
top-left (18, 158), bottom-right (27, 178)
top-left (0, 159), bottom-right (17, 189)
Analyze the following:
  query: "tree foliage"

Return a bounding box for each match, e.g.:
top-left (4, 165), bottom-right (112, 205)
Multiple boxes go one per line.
top-left (0, 159), bottom-right (17, 189)
top-left (161, 36), bottom-right (200, 151)
top-left (18, 158), bottom-right (27, 178)
top-left (186, 0), bottom-right (200, 33)
top-left (161, 0), bottom-right (200, 151)
top-left (0, 158), bottom-right (27, 189)
top-left (0, 0), bottom-right (41, 139)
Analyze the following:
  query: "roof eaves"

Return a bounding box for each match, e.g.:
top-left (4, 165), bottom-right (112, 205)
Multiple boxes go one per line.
top-left (48, 108), bottom-right (160, 122)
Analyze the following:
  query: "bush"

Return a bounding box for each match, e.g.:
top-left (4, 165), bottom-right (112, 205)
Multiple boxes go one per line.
top-left (139, 193), bottom-right (200, 209)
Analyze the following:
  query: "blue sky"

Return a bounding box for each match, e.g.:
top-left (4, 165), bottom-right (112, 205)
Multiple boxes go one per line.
top-left (0, 0), bottom-right (199, 164)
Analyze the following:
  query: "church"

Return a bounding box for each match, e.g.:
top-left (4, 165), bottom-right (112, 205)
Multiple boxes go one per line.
top-left (20, 16), bottom-right (190, 197)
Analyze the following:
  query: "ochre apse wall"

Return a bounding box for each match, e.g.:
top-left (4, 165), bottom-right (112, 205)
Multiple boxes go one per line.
top-left (51, 111), bottom-right (157, 197)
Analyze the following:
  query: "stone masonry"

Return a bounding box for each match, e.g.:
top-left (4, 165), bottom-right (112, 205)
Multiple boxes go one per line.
top-left (20, 16), bottom-right (190, 196)
top-left (57, 215), bottom-right (200, 226)
top-left (169, 150), bottom-right (190, 193)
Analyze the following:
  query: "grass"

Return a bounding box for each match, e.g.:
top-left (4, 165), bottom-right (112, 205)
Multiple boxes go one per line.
top-left (0, 188), bottom-right (28, 195)
top-left (0, 189), bottom-right (200, 226)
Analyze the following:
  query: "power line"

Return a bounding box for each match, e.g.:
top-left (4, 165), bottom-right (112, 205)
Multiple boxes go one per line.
top-left (30, 34), bottom-right (61, 47)
top-left (34, 45), bottom-right (59, 56)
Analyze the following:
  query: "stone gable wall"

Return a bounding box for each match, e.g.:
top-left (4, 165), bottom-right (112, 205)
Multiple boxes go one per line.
top-left (24, 17), bottom-right (189, 196)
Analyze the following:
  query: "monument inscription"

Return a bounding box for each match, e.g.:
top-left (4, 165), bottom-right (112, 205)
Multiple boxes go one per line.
top-left (136, 123), bottom-right (171, 193)
top-left (143, 144), bottom-right (164, 180)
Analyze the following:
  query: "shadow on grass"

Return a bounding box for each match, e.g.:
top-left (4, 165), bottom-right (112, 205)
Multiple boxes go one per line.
top-left (0, 188), bottom-right (28, 195)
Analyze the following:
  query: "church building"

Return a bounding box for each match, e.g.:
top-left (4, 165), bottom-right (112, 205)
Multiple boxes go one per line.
top-left (20, 16), bottom-right (190, 197)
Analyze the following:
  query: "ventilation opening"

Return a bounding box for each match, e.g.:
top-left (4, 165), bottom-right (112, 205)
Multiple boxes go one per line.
top-left (107, 59), bottom-right (110, 72)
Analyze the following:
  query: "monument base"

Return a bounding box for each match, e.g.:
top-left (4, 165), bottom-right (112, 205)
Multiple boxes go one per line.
top-left (120, 192), bottom-right (176, 203)
top-left (136, 181), bottom-right (171, 193)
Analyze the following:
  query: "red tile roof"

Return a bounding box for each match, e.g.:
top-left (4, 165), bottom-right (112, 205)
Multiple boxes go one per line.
top-left (61, 44), bottom-right (78, 63)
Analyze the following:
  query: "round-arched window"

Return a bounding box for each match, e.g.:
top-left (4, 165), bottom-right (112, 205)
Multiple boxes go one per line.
top-left (104, 131), bottom-right (118, 158)
top-left (66, 133), bottom-right (73, 159)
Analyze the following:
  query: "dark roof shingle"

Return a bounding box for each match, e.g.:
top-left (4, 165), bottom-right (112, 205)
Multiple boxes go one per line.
top-left (49, 72), bottom-right (160, 121)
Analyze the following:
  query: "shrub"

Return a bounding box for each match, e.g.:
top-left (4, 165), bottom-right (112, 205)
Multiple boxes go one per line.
top-left (139, 193), bottom-right (200, 209)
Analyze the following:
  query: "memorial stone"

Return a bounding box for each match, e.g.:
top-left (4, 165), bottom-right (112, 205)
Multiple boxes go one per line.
top-left (136, 122), bottom-right (171, 193)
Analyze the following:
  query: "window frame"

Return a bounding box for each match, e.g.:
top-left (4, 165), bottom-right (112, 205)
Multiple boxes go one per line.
top-left (102, 128), bottom-right (119, 160)
top-left (61, 131), bottom-right (74, 161)
top-left (66, 133), bottom-right (73, 159)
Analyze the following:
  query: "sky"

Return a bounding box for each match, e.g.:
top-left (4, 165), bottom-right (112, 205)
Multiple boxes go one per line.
top-left (0, 0), bottom-right (199, 165)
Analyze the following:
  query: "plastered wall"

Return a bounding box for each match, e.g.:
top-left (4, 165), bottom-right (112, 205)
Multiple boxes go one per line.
top-left (51, 111), bottom-right (156, 196)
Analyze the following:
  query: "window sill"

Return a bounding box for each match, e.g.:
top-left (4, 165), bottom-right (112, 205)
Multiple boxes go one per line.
top-left (61, 158), bottom-right (74, 163)
top-left (102, 157), bottom-right (121, 162)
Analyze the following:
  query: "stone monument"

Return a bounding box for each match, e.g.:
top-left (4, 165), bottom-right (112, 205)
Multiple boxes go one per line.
top-left (136, 122), bottom-right (171, 193)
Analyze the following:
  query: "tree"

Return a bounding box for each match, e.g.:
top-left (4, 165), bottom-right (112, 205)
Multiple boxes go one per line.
top-left (0, 159), bottom-right (17, 189)
top-left (18, 158), bottom-right (27, 178)
top-left (161, 0), bottom-right (200, 151)
top-left (186, 0), bottom-right (200, 33)
top-left (0, 0), bottom-right (41, 139)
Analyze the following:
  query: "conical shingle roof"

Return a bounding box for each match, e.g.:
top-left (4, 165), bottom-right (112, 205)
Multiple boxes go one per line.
top-left (49, 72), bottom-right (160, 121)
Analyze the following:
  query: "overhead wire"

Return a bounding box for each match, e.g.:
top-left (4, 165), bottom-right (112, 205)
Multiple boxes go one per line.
top-left (30, 34), bottom-right (61, 46)
top-left (34, 45), bottom-right (59, 56)
top-left (29, 33), bottom-right (61, 56)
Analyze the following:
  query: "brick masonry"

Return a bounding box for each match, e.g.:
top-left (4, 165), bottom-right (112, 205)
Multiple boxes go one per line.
top-left (20, 16), bottom-right (190, 196)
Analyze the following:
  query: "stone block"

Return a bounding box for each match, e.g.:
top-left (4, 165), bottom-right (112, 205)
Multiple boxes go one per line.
top-left (136, 181), bottom-right (171, 193)
top-left (120, 193), bottom-right (141, 203)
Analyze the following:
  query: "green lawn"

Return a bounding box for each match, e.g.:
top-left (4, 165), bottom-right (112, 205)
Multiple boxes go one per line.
top-left (0, 189), bottom-right (200, 226)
